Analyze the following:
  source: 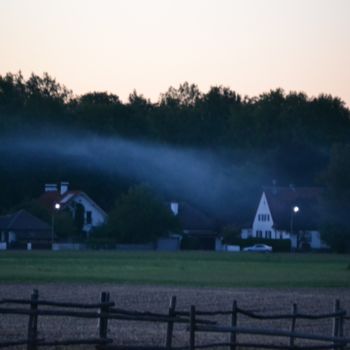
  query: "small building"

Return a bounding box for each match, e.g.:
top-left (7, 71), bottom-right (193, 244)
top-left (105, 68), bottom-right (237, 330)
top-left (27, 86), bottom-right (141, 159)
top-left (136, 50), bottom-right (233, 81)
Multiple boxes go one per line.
top-left (39, 182), bottom-right (107, 234)
top-left (242, 186), bottom-right (329, 250)
top-left (0, 210), bottom-right (51, 248)
top-left (170, 201), bottom-right (221, 250)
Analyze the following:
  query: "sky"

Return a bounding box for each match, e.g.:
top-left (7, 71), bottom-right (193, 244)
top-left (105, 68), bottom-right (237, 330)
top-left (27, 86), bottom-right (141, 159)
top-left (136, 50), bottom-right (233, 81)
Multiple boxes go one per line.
top-left (0, 0), bottom-right (349, 106)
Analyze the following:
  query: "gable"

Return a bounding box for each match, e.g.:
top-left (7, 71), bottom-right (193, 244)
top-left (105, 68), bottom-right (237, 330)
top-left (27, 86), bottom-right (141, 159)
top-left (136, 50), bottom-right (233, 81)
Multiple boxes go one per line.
top-left (253, 192), bottom-right (274, 228)
top-left (255, 193), bottom-right (272, 218)
top-left (61, 192), bottom-right (107, 219)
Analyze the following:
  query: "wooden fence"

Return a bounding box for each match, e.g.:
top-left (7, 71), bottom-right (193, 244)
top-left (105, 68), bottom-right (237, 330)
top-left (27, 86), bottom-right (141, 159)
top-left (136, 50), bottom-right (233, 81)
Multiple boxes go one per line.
top-left (0, 289), bottom-right (349, 350)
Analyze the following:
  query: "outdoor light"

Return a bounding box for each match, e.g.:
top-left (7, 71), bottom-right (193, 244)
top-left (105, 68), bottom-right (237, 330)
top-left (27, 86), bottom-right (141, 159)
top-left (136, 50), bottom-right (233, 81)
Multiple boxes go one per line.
top-left (51, 203), bottom-right (61, 248)
top-left (293, 206), bottom-right (299, 213)
top-left (290, 205), bottom-right (300, 249)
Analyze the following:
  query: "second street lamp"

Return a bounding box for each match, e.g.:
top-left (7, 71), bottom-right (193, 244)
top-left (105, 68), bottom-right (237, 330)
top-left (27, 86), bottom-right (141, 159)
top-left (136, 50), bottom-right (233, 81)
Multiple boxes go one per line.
top-left (290, 205), bottom-right (300, 249)
top-left (51, 203), bottom-right (61, 248)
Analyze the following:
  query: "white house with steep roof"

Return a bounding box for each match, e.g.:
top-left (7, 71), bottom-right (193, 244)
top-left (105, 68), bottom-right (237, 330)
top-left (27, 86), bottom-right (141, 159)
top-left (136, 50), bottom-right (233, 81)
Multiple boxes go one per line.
top-left (248, 192), bottom-right (291, 240)
top-left (242, 186), bottom-right (328, 250)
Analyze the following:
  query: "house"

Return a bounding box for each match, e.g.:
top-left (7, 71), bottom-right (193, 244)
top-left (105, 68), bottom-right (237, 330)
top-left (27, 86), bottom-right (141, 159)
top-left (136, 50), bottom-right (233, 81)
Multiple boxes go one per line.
top-left (169, 201), bottom-right (221, 250)
top-left (39, 182), bottom-right (107, 234)
top-left (0, 209), bottom-right (51, 248)
top-left (241, 186), bottom-right (328, 250)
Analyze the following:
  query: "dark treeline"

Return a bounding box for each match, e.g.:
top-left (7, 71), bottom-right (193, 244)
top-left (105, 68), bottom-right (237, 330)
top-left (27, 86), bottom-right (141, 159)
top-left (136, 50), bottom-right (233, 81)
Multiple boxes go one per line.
top-left (1, 72), bottom-right (349, 150)
top-left (1, 71), bottom-right (350, 248)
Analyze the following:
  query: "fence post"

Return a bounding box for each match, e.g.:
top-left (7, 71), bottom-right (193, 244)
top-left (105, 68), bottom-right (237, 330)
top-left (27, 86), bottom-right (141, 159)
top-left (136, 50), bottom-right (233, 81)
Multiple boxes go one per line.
top-left (338, 303), bottom-right (345, 350)
top-left (98, 292), bottom-right (110, 342)
top-left (333, 299), bottom-right (345, 350)
top-left (189, 305), bottom-right (196, 350)
top-left (27, 289), bottom-right (39, 350)
top-left (230, 300), bottom-right (237, 350)
top-left (166, 296), bottom-right (177, 350)
top-left (289, 303), bottom-right (297, 349)
top-left (332, 299), bottom-right (340, 350)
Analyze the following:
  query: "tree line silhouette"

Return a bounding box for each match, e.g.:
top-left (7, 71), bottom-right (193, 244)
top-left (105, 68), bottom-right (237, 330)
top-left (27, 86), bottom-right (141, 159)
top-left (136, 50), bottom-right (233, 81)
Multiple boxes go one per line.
top-left (0, 72), bottom-right (349, 251)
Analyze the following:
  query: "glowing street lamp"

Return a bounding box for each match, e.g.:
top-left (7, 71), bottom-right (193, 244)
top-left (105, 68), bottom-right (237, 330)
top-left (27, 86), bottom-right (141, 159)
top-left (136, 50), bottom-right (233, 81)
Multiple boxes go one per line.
top-left (51, 203), bottom-right (61, 248)
top-left (290, 205), bottom-right (300, 248)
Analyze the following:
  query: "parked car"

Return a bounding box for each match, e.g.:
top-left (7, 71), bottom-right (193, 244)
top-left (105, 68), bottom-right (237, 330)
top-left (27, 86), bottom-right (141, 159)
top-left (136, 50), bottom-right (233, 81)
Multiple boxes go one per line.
top-left (243, 244), bottom-right (272, 253)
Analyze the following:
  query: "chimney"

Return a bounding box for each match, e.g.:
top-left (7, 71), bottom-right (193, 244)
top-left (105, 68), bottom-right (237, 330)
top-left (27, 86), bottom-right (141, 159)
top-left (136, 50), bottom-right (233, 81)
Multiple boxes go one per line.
top-left (45, 184), bottom-right (58, 192)
top-left (170, 202), bottom-right (179, 216)
top-left (60, 181), bottom-right (69, 195)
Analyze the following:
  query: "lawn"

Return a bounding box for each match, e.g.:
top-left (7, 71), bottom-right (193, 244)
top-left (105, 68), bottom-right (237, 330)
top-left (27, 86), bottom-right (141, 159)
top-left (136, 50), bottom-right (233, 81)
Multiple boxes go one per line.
top-left (0, 251), bottom-right (349, 287)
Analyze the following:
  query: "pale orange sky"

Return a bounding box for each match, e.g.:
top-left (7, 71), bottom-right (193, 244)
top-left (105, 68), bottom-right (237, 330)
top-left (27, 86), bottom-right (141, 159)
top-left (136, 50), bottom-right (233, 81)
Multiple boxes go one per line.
top-left (1, 0), bottom-right (349, 106)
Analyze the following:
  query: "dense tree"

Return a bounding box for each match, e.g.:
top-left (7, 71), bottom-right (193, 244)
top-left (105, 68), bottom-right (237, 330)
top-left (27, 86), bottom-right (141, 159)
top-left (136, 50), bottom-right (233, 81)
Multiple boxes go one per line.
top-left (102, 185), bottom-right (179, 244)
top-left (0, 71), bottom-right (72, 130)
top-left (1, 71), bottom-right (350, 240)
top-left (160, 82), bottom-right (202, 107)
top-left (198, 86), bottom-right (242, 146)
top-left (320, 144), bottom-right (350, 252)
top-left (54, 210), bottom-right (79, 240)
top-left (0, 72), bottom-right (26, 114)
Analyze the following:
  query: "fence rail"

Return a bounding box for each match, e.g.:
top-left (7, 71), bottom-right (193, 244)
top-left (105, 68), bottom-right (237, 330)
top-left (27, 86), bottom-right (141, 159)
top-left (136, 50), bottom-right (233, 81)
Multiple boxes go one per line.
top-left (0, 289), bottom-right (349, 349)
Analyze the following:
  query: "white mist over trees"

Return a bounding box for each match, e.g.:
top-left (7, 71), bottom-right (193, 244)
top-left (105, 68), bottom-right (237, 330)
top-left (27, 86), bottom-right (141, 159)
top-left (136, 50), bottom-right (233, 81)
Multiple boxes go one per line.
top-left (0, 130), bottom-right (267, 222)
top-left (1, 72), bottom-right (350, 250)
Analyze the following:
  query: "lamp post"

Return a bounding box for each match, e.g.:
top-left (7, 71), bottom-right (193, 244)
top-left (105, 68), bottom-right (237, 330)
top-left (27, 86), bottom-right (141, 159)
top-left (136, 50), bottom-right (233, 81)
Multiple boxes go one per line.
top-left (51, 203), bottom-right (61, 249)
top-left (290, 205), bottom-right (299, 249)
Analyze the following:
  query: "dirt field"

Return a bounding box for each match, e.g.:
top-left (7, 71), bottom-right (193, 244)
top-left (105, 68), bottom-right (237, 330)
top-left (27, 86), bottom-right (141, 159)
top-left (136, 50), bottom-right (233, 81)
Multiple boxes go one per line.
top-left (0, 284), bottom-right (349, 349)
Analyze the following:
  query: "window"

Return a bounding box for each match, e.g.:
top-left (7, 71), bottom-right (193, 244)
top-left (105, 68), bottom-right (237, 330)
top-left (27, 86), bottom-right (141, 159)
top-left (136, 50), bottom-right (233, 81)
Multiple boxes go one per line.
top-left (86, 211), bottom-right (92, 224)
top-left (256, 230), bottom-right (263, 238)
top-left (258, 214), bottom-right (270, 222)
top-left (265, 230), bottom-right (272, 239)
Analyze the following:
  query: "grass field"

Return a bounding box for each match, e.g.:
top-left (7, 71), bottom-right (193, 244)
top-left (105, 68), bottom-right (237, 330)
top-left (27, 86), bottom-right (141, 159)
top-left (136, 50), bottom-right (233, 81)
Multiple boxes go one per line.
top-left (0, 251), bottom-right (349, 287)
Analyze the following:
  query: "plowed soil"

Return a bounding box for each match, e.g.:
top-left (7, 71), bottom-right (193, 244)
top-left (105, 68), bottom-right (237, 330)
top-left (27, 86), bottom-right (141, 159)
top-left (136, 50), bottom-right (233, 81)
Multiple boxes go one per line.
top-left (0, 284), bottom-right (349, 349)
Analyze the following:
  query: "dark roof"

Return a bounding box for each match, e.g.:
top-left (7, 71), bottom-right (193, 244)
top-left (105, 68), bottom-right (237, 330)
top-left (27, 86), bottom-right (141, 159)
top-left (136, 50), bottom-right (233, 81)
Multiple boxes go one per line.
top-left (0, 215), bottom-right (12, 229)
top-left (0, 210), bottom-right (51, 231)
top-left (177, 202), bottom-right (218, 232)
top-left (263, 186), bottom-right (322, 230)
